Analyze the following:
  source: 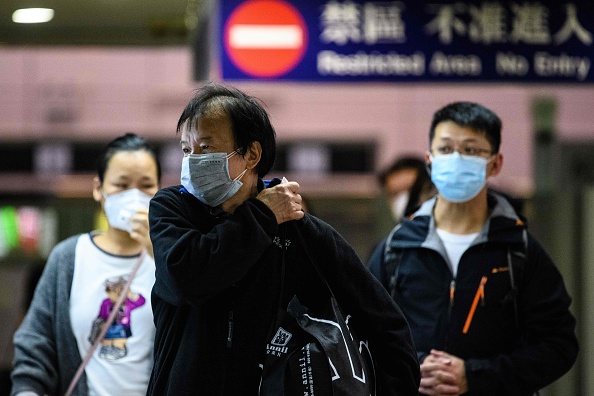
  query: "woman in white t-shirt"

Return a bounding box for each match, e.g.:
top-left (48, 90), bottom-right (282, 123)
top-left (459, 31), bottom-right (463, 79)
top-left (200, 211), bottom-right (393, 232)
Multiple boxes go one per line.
top-left (11, 133), bottom-right (160, 396)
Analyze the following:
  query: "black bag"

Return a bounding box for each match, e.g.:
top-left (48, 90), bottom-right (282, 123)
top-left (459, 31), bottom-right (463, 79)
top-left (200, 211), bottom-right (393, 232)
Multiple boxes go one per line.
top-left (259, 223), bottom-right (376, 395)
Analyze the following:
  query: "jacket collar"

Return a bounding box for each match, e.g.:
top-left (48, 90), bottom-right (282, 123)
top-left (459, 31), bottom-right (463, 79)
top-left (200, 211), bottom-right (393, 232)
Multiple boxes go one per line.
top-left (390, 190), bottom-right (526, 251)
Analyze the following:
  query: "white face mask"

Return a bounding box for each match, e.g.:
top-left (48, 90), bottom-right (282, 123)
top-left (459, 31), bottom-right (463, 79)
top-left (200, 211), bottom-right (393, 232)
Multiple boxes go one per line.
top-left (103, 188), bottom-right (152, 233)
top-left (180, 151), bottom-right (247, 207)
top-left (390, 191), bottom-right (410, 223)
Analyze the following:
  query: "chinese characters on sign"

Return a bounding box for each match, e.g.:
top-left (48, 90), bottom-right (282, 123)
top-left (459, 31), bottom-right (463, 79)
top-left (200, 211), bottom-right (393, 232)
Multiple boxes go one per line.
top-left (220, 0), bottom-right (593, 82)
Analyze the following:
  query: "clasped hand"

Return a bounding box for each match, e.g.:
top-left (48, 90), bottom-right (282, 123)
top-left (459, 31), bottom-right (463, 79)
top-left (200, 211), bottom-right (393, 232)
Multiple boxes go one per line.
top-left (419, 349), bottom-right (468, 396)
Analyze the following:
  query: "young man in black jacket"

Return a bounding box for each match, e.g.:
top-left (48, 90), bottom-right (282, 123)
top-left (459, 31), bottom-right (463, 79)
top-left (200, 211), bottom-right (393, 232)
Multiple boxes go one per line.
top-left (147, 82), bottom-right (420, 395)
top-left (369, 101), bottom-right (578, 395)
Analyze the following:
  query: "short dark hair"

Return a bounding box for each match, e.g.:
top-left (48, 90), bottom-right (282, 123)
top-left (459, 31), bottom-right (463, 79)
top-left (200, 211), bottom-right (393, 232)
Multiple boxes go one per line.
top-left (429, 102), bottom-right (502, 153)
top-left (177, 82), bottom-right (277, 178)
top-left (97, 133), bottom-right (162, 184)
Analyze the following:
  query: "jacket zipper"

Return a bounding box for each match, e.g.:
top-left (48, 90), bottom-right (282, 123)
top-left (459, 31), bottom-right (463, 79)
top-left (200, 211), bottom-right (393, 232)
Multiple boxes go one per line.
top-left (449, 280), bottom-right (456, 308)
top-left (444, 279), bottom-right (456, 349)
top-left (227, 310), bottom-right (234, 348)
top-left (462, 276), bottom-right (487, 334)
top-left (226, 284), bottom-right (239, 349)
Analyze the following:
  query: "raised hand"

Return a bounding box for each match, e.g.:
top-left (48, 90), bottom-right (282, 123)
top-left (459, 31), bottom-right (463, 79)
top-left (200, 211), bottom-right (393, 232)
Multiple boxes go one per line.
top-left (257, 180), bottom-right (304, 224)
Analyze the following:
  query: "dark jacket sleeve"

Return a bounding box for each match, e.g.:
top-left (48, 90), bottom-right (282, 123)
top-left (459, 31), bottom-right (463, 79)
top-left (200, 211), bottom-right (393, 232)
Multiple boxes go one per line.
top-left (149, 187), bottom-right (279, 307)
top-left (11, 257), bottom-right (59, 396)
top-left (11, 236), bottom-right (84, 396)
top-left (464, 235), bottom-right (578, 395)
top-left (296, 216), bottom-right (421, 395)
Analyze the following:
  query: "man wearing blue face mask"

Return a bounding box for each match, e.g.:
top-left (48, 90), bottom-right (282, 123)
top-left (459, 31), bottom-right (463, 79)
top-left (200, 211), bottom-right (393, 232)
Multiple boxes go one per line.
top-left (368, 101), bottom-right (578, 396)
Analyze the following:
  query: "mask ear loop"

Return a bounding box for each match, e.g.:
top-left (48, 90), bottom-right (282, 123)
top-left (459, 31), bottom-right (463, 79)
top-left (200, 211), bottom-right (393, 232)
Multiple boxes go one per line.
top-left (226, 149), bottom-right (239, 159)
top-left (227, 148), bottom-right (248, 182)
top-left (233, 168), bottom-right (248, 182)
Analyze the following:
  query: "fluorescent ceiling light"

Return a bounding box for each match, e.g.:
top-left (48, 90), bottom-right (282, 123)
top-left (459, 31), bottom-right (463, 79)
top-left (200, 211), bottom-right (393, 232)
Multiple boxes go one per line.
top-left (12, 8), bottom-right (55, 24)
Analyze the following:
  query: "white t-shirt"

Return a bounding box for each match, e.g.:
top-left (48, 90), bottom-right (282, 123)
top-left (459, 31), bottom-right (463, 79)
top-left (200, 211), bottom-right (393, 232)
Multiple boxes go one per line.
top-left (69, 233), bottom-right (156, 396)
top-left (436, 228), bottom-right (479, 277)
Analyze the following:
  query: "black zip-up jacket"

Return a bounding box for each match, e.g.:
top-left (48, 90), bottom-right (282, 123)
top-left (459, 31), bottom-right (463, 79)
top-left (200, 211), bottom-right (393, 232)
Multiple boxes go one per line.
top-left (147, 182), bottom-right (420, 395)
top-left (369, 192), bottom-right (578, 395)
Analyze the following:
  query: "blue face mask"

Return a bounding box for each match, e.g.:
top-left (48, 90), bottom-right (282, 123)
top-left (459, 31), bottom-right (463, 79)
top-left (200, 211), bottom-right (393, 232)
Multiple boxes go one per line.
top-left (430, 152), bottom-right (492, 203)
top-left (181, 151), bottom-right (247, 207)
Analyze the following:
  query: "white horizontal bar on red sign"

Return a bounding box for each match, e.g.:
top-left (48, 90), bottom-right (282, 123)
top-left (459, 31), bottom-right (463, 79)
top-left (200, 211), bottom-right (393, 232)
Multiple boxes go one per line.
top-left (229, 25), bottom-right (303, 49)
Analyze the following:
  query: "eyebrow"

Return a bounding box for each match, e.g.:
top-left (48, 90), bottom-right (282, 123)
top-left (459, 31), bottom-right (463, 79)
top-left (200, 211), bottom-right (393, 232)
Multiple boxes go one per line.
top-left (109, 175), bottom-right (131, 182)
top-left (109, 174), bottom-right (156, 183)
top-left (437, 137), bottom-right (481, 144)
top-left (180, 135), bottom-right (212, 145)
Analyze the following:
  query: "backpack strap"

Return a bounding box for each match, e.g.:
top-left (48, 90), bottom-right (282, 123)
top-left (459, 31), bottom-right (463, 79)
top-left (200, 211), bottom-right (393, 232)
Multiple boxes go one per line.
top-left (507, 229), bottom-right (540, 396)
top-left (383, 226), bottom-right (403, 299)
top-left (506, 229), bottom-right (528, 337)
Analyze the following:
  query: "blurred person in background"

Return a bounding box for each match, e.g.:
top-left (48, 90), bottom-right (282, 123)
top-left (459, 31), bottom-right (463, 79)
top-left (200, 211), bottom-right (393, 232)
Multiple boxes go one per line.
top-left (378, 155), bottom-right (436, 224)
top-left (367, 155), bottom-right (436, 263)
top-left (369, 102), bottom-right (577, 395)
top-left (11, 133), bottom-right (160, 396)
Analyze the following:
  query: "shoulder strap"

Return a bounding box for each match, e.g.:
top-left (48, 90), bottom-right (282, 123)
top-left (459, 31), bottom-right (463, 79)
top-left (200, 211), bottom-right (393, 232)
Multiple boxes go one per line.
top-left (507, 229), bottom-right (538, 396)
top-left (292, 222), bottom-right (335, 298)
top-left (383, 226), bottom-right (403, 299)
top-left (507, 229), bottom-right (528, 335)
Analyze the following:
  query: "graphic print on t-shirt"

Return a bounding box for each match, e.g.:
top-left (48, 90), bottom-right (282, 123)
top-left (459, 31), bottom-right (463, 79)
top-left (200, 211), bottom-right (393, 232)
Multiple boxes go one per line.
top-left (88, 275), bottom-right (146, 361)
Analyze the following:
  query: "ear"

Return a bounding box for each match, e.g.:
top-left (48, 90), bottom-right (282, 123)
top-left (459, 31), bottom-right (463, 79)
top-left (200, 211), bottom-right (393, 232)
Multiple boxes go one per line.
top-left (424, 150), bottom-right (432, 166)
top-left (245, 141), bottom-right (262, 171)
top-left (92, 176), bottom-right (103, 203)
top-left (489, 153), bottom-right (503, 177)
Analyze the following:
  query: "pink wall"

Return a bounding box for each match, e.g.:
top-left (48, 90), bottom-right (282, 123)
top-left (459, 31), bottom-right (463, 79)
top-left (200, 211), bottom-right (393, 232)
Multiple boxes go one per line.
top-left (1, 46), bottom-right (594, 197)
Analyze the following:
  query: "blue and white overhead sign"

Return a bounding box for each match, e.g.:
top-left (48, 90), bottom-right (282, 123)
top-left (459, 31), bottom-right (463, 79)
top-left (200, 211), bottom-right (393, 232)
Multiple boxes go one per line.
top-left (219, 0), bottom-right (593, 82)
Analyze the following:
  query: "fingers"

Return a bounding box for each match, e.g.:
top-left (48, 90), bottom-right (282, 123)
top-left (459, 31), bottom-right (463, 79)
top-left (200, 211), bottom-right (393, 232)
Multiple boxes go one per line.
top-left (421, 366), bottom-right (456, 383)
top-left (279, 181), bottom-right (304, 222)
top-left (278, 195), bottom-right (305, 223)
top-left (127, 210), bottom-right (154, 256)
top-left (281, 180), bottom-right (300, 192)
top-left (129, 213), bottom-right (149, 237)
top-left (420, 384), bottom-right (460, 395)
top-left (288, 208), bottom-right (305, 221)
top-left (257, 180), bottom-right (305, 224)
top-left (430, 351), bottom-right (467, 394)
top-left (420, 352), bottom-right (460, 396)
top-left (420, 370), bottom-right (460, 396)
top-left (430, 349), bottom-right (452, 360)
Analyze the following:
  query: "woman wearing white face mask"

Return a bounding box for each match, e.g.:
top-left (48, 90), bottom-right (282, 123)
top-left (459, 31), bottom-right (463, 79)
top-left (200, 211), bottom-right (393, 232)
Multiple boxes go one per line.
top-left (11, 133), bottom-right (161, 396)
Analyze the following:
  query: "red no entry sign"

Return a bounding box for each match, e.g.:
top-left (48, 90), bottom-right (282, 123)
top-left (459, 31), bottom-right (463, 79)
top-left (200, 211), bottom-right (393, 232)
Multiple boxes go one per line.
top-left (224, 0), bottom-right (308, 78)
